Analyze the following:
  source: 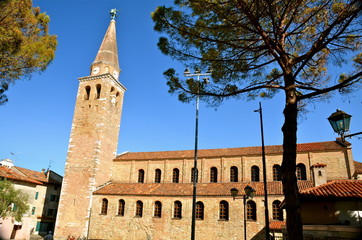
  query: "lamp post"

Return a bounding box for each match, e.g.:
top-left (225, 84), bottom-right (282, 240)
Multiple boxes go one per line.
top-left (184, 67), bottom-right (212, 240)
top-left (230, 185), bottom-right (256, 240)
top-left (254, 102), bottom-right (270, 240)
top-left (327, 109), bottom-right (362, 141)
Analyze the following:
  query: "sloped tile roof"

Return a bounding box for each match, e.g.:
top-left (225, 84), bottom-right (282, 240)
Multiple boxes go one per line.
top-left (299, 180), bottom-right (362, 199)
top-left (94, 181), bottom-right (313, 196)
top-left (115, 141), bottom-right (345, 161)
top-left (270, 221), bottom-right (286, 230)
top-left (14, 166), bottom-right (48, 183)
top-left (311, 163), bottom-right (327, 168)
top-left (0, 166), bottom-right (43, 185)
top-left (354, 161), bottom-right (362, 174)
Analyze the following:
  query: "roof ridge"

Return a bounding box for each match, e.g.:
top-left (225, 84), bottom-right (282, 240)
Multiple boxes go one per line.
top-left (0, 166), bottom-right (43, 185)
top-left (118, 141), bottom-right (339, 154)
top-left (300, 180), bottom-right (362, 198)
top-left (115, 141), bottom-right (343, 161)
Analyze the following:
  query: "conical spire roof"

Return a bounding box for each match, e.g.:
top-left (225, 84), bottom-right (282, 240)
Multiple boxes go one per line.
top-left (91, 19), bottom-right (120, 74)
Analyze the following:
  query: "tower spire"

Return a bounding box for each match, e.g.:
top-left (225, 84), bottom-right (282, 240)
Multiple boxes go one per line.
top-left (91, 9), bottom-right (120, 80)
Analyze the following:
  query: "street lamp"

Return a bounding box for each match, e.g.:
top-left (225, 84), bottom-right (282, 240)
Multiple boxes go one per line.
top-left (328, 109), bottom-right (362, 141)
top-left (230, 185), bottom-right (256, 240)
top-left (184, 67), bottom-right (212, 240)
top-left (254, 102), bottom-right (270, 240)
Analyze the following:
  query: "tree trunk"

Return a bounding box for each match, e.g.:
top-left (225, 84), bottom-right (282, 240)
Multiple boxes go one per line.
top-left (281, 80), bottom-right (303, 239)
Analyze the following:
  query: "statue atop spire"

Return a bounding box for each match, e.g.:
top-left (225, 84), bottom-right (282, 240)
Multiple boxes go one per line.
top-left (110, 8), bottom-right (119, 20)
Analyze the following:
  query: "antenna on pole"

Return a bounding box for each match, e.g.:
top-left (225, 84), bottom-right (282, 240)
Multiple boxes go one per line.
top-left (47, 159), bottom-right (53, 172)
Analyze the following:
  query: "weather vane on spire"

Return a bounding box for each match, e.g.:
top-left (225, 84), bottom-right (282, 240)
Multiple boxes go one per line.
top-left (110, 8), bottom-right (119, 20)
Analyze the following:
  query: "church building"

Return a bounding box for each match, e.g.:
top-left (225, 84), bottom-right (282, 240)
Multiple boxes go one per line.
top-left (54, 11), bottom-right (359, 240)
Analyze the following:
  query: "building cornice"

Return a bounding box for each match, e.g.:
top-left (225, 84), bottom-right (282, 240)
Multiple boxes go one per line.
top-left (78, 74), bottom-right (126, 92)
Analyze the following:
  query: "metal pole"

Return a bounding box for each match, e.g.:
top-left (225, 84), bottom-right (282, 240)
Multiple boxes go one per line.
top-left (255, 102), bottom-right (270, 240)
top-left (191, 75), bottom-right (200, 240)
top-left (184, 68), bottom-right (211, 240)
top-left (344, 131), bottom-right (362, 139)
top-left (244, 195), bottom-right (247, 240)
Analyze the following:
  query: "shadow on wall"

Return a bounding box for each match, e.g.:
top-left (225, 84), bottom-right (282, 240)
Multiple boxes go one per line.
top-left (250, 227), bottom-right (268, 240)
top-left (250, 227), bottom-right (285, 240)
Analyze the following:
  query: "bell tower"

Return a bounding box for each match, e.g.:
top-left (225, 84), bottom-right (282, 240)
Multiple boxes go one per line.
top-left (55, 10), bottom-right (125, 239)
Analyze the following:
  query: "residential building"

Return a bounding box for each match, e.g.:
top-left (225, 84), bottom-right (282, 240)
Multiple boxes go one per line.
top-left (299, 179), bottom-right (362, 239)
top-left (0, 159), bottom-right (62, 239)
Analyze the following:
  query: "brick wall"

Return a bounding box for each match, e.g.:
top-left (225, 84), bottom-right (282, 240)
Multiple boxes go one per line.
top-left (89, 194), bottom-right (284, 240)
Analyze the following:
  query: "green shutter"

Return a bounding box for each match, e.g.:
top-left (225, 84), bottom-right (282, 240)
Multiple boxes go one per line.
top-left (36, 221), bottom-right (40, 231)
top-left (35, 192), bottom-right (39, 200)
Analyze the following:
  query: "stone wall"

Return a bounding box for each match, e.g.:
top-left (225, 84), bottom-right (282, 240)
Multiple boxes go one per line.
top-left (89, 194), bottom-right (284, 240)
top-left (112, 148), bottom-right (350, 184)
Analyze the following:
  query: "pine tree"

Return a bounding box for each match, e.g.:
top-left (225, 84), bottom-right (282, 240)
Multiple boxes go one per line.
top-left (0, 0), bottom-right (57, 105)
top-left (152, 1), bottom-right (362, 238)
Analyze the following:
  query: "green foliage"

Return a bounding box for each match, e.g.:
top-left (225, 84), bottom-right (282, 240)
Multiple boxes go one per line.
top-left (0, 180), bottom-right (29, 221)
top-left (0, 0), bottom-right (57, 105)
top-left (152, 0), bottom-right (362, 104)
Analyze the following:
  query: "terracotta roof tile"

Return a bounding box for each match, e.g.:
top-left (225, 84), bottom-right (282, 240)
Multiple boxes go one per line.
top-left (94, 181), bottom-right (313, 196)
top-left (0, 166), bottom-right (43, 185)
top-left (299, 180), bottom-right (362, 199)
top-left (14, 166), bottom-right (48, 183)
top-left (270, 221), bottom-right (286, 230)
top-left (115, 141), bottom-right (344, 161)
top-left (311, 163), bottom-right (327, 168)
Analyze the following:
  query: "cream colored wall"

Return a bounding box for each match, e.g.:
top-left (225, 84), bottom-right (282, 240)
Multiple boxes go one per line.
top-left (335, 200), bottom-right (362, 226)
top-left (301, 200), bottom-right (362, 227)
top-left (14, 183), bottom-right (48, 234)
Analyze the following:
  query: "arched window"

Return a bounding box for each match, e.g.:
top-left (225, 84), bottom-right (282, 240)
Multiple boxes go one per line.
top-left (154, 201), bottom-right (162, 218)
top-left (136, 201), bottom-right (143, 217)
top-left (230, 166), bottom-right (238, 182)
top-left (95, 84), bottom-right (101, 99)
top-left (110, 86), bottom-right (115, 93)
top-left (172, 168), bottom-right (179, 183)
top-left (246, 200), bottom-right (256, 220)
top-left (155, 169), bottom-right (161, 183)
top-left (174, 201), bottom-right (182, 219)
top-left (296, 163), bottom-right (307, 180)
top-left (195, 201), bottom-right (204, 220)
top-left (318, 170), bottom-right (322, 176)
top-left (219, 201), bottom-right (229, 220)
top-left (101, 198), bottom-right (108, 215)
top-left (191, 168), bottom-right (198, 183)
top-left (272, 200), bottom-right (283, 221)
top-left (138, 169), bottom-right (145, 183)
top-left (118, 199), bottom-right (125, 216)
top-left (273, 164), bottom-right (282, 181)
top-left (251, 166), bottom-right (260, 182)
top-left (85, 86), bottom-right (91, 100)
top-left (210, 167), bottom-right (218, 183)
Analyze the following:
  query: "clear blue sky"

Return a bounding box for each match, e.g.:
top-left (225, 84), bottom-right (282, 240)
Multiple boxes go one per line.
top-left (0, 0), bottom-right (361, 176)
